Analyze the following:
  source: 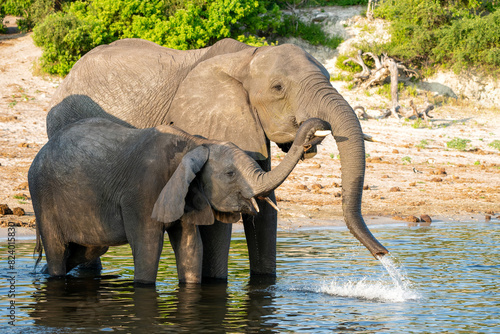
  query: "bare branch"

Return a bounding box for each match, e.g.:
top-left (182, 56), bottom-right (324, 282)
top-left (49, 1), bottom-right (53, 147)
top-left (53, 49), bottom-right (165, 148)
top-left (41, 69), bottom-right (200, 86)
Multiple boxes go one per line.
top-left (363, 52), bottom-right (383, 69)
top-left (344, 50), bottom-right (371, 79)
top-left (353, 106), bottom-right (374, 120)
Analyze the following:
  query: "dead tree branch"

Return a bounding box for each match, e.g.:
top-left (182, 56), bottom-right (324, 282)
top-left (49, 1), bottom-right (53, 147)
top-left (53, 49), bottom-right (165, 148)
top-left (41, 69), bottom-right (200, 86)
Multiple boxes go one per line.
top-left (343, 50), bottom-right (433, 120)
top-left (353, 106), bottom-right (374, 120)
top-left (405, 99), bottom-right (434, 120)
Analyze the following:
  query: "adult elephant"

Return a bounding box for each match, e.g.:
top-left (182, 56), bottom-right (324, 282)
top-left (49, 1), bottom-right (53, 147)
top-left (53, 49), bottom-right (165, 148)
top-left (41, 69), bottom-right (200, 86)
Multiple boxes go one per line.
top-left (47, 38), bottom-right (389, 281)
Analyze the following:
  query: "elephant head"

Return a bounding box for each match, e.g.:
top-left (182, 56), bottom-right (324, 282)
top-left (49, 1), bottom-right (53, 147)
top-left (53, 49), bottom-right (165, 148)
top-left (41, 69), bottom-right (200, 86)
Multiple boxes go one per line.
top-left (166, 42), bottom-right (389, 258)
top-left (151, 118), bottom-right (331, 227)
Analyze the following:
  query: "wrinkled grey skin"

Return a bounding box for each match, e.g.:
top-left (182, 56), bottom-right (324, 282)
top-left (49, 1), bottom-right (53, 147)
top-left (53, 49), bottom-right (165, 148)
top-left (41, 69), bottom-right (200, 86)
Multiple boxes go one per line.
top-left (47, 38), bottom-right (388, 280)
top-left (29, 118), bottom-right (329, 284)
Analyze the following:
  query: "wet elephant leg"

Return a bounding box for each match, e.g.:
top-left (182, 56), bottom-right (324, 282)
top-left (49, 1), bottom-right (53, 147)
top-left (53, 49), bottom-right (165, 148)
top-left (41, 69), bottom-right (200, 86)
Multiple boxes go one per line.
top-left (243, 191), bottom-right (277, 278)
top-left (76, 257), bottom-right (103, 271)
top-left (43, 240), bottom-right (69, 276)
top-left (199, 220), bottom-right (232, 282)
top-left (168, 221), bottom-right (203, 284)
top-left (67, 245), bottom-right (109, 274)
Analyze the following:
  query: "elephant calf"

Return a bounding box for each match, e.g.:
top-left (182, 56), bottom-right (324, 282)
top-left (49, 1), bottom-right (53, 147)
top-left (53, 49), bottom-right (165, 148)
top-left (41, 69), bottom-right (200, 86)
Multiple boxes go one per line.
top-left (29, 118), bottom-right (330, 284)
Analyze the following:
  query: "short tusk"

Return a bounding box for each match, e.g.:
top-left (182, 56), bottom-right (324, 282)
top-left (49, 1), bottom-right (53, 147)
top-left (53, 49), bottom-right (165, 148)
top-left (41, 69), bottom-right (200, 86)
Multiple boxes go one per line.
top-left (363, 133), bottom-right (378, 142)
top-left (314, 130), bottom-right (331, 137)
top-left (263, 197), bottom-right (280, 212)
top-left (251, 197), bottom-right (260, 213)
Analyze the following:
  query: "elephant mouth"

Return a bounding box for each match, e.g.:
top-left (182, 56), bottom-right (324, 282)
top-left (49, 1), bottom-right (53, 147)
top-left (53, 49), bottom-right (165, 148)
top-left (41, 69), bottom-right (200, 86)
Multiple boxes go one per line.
top-left (276, 137), bottom-right (324, 159)
top-left (242, 196), bottom-right (279, 216)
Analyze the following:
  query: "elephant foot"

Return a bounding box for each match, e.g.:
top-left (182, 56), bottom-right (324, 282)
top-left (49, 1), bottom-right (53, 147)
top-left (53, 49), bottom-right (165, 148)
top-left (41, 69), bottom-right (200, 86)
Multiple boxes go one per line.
top-left (71, 258), bottom-right (103, 278)
top-left (77, 257), bottom-right (103, 271)
top-left (201, 276), bottom-right (228, 284)
top-left (133, 280), bottom-right (157, 288)
top-left (40, 264), bottom-right (49, 274)
top-left (249, 273), bottom-right (276, 286)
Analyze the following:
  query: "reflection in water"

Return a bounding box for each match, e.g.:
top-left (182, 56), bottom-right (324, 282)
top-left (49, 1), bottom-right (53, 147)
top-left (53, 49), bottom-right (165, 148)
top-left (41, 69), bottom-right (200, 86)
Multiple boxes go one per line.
top-left (1, 221), bottom-right (499, 333)
top-left (26, 276), bottom-right (277, 333)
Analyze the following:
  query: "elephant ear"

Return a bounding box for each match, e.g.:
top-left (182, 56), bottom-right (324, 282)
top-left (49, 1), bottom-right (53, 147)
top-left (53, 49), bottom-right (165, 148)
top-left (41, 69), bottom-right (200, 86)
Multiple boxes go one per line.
top-left (151, 146), bottom-right (209, 224)
top-left (181, 179), bottom-right (215, 226)
top-left (166, 48), bottom-right (269, 161)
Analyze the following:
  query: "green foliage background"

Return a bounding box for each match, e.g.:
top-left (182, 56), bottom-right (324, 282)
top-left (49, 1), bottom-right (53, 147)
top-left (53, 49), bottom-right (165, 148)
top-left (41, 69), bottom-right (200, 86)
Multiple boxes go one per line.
top-left (374, 0), bottom-right (500, 73)
top-left (2, 0), bottom-right (500, 76)
top-left (0, 0), bottom-right (352, 75)
top-left (29, 0), bottom-right (283, 75)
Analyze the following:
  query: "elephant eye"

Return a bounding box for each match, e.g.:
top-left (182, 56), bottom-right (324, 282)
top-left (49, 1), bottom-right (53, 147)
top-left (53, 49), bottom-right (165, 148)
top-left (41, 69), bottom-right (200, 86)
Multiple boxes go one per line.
top-left (225, 170), bottom-right (236, 178)
top-left (272, 83), bottom-right (283, 92)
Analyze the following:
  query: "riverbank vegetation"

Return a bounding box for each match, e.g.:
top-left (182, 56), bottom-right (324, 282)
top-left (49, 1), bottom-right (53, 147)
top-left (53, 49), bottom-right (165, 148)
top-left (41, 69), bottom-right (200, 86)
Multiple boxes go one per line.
top-left (373, 0), bottom-right (500, 74)
top-left (2, 1), bottom-right (500, 76)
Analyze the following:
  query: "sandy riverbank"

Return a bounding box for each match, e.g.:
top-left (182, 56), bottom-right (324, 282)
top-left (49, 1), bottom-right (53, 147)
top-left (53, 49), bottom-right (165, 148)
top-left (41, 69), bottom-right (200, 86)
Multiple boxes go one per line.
top-left (1, 14), bottom-right (499, 241)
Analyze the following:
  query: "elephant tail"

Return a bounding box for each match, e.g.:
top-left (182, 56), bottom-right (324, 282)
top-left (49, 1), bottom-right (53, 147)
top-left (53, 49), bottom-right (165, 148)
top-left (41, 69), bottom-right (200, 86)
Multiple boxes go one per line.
top-left (33, 223), bottom-right (43, 271)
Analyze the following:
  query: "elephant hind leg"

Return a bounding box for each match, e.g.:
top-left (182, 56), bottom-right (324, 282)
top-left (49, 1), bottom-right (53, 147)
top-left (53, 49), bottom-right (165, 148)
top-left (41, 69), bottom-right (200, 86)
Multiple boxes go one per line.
top-left (65, 243), bottom-right (109, 274)
top-left (43, 239), bottom-right (69, 277)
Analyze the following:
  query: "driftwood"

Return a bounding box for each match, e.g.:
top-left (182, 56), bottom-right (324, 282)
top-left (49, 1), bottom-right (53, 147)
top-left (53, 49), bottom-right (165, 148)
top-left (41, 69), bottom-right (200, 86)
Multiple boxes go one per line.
top-left (344, 51), bottom-right (432, 120)
top-left (406, 99), bottom-right (434, 120)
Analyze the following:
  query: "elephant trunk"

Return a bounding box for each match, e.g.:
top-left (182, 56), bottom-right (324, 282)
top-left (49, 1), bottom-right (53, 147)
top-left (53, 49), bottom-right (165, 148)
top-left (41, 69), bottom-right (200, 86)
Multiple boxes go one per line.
top-left (248, 118), bottom-right (331, 198)
top-left (315, 94), bottom-right (389, 258)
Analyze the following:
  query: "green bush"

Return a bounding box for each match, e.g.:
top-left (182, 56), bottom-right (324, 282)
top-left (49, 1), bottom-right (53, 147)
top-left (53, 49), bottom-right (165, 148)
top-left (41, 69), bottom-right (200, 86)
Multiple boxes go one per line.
top-left (446, 137), bottom-right (471, 151)
top-left (33, 12), bottom-right (101, 75)
top-left (489, 140), bottom-right (500, 151)
top-left (374, 0), bottom-right (500, 72)
top-left (1, 0), bottom-right (58, 32)
top-left (434, 9), bottom-right (500, 72)
top-left (277, 14), bottom-right (342, 49)
top-left (32, 0), bottom-right (282, 75)
top-left (0, 5), bottom-right (4, 33)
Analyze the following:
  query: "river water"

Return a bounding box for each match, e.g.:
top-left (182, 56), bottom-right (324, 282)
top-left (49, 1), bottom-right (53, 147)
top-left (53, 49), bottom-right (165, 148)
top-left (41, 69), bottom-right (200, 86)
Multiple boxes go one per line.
top-left (1, 220), bottom-right (499, 333)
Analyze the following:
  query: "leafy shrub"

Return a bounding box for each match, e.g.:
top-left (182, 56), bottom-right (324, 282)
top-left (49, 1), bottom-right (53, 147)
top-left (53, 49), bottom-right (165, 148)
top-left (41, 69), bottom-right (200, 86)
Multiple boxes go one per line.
top-left (32, 12), bottom-right (100, 75)
top-left (402, 156), bottom-right (412, 163)
top-left (416, 139), bottom-right (428, 149)
top-left (446, 137), bottom-right (471, 151)
top-left (0, 5), bottom-right (4, 33)
top-left (2, 0), bottom-right (32, 16)
top-left (374, 0), bottom-right (500, 72)
top-left (277, 14), bottom-right (342, 48)
top-left (434, 9), bottom-right (500, 72)
top-left (335, 54), bottom-right (362, 73)
top-left (33, 0), bottom-right (282, 75)
top-left (2, 0), bottom-right (57, 32)
top-left (489, 140), bottom-right (500, 151)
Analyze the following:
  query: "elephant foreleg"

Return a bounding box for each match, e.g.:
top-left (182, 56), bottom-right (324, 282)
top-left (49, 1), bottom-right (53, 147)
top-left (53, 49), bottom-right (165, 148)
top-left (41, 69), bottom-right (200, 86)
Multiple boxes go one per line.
top-left (243, 191), bottom-right (277, 278)
top-left (199, 220), bottom-right (232, 282)
top-left (168, 221), bottom-right (203, 284)
top-left (127, 226), bottom-right (165, 285)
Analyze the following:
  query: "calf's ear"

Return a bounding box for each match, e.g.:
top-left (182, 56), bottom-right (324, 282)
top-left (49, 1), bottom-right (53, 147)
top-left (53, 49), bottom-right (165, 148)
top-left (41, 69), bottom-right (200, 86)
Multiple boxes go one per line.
top-left (151, 146), bottom-right (209, 224)
top-left (181, 180), bottom-right (215, 225)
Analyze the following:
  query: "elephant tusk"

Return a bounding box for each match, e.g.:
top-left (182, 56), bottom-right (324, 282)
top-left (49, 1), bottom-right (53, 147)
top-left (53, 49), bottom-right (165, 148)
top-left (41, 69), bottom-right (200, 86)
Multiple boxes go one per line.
top-left (314, 130), bottom-right (331, 137)
top-left (263, 197), bottom-right (280, 212)
top-left (363, 133), bottom-right (378, 142)
top-left (251, 197), bottom-right (260, 213)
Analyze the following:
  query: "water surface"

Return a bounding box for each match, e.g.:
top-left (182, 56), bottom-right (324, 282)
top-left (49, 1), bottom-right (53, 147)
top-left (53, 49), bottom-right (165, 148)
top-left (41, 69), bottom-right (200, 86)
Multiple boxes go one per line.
top-left (1, 220), bottom-right (499, 333)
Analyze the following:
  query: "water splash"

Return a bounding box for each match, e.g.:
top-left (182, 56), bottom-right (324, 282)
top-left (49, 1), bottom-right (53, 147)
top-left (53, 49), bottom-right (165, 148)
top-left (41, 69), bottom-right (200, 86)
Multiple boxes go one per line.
top-left (316, 277), bottom-right (419, 302)
top-left (288, 254), bottom-right (421, 302)
top-left (377, 254), bottom-right (413, 293)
